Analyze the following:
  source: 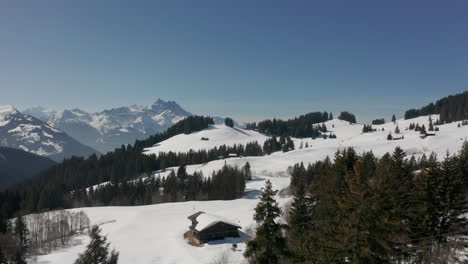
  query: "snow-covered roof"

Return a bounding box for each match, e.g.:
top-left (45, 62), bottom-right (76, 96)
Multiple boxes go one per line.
top-left (189, 211), bottom-right (240, 232)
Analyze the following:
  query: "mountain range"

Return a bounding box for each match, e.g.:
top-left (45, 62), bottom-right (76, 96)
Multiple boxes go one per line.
top-left (0, 105), bottom-right (98, 162)
top-left (24, 99), bottom-right (192, 153)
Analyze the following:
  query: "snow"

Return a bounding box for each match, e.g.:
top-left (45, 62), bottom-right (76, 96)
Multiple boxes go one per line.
top-left (0, 105), bottom-right (17, 115)
top-left (194, 212), bottom-right (241, 232)
top-left (143, 124), bottom-right (270, 155)
top-left (0, 105), bottom-right (17, 126)
top-left (30, 115), bottom-right (468, 264)
top-left (32, 175), bottom-right (290, 264)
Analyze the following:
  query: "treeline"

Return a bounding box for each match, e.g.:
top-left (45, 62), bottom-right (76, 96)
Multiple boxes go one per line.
top-left (72, 163), bottom-right (250, 207)
top-left (284, 145), bottom-right (468, 263)
top-left (0, 215), bottom-right (29, 263)
top-left (133, 115), bottom-right (214, 151)
top-left (246, 112), bottom-right (331, 138)
top-left (405, 90), bottom-right (468, 122)
top-left (338, 111), bottom-right (357, 123)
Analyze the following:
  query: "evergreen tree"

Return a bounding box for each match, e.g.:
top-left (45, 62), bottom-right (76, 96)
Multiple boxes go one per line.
top-left (420, 125), bottom-right (427, 135)
top-left (287, 186), bottom-right (315, 263)
top-left (392, 114), bottom-right (396, 123)
top-left (224, 117), bottom-right (234, 128)
top-left (245, 180), bottom-right (288, 264)
top-left (74, 225), bottom-right (119, 264)
top-left (338, 111), bottom-right (357, 123)
top-left (428, 118), bottom-right (434, 131)
top-left (243, 162), bottom-right (252, 181)
top-left (395, 125), bottom-right (400, 134)
top-left (387, 133), bottom-right (393, 140)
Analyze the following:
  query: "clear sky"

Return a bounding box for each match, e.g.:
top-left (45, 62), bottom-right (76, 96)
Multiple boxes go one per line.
top-left (1, 0), bottom-right (467, 123)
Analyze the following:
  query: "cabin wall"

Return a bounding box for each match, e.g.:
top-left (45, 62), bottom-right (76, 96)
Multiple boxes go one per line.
top-left (196, 222), bottom-right (239, 242)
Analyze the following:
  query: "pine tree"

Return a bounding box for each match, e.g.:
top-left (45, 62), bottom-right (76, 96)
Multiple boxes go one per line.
top-left (392, 114), bottom-right (396, 123)
top-left (244, 180), bottom-right (288, 264)
top-left (243, 162), bottom-right (252, 181)
top-left (224, 117), bottom-right (234, 128)
top-left (287, 186), bottom-right (315, 263)
top-left (428, 118), bottom-right (434, 131)
top-left (395, 125), bottom-right (400, 134)
top-left (75, 225), bottom-right (119, 264)
top-left (387, 133), bottom-right (393, 140)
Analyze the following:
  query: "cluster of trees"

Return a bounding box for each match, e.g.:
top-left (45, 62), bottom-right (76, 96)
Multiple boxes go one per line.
top-left (338, 111), bottom-right (357, 123)
top-left (405, 91), bottom-right (468, 122)
top-left (263, 136), bottom-right (295, 154)
top-left (26, 210), bottom-right (90, 254)
top-left (362, 124), bottom-right (376, 133)
top-left (75, 225), bottom-right (119, 264)
top-left (372, 118), bottom-right (385, 125)
top-left (73, 163), bottom-right (251, 207)
top-left (224, 117), bottom-right (234, 128)
top-left (133, 116), bottom-right (214, 151)
top-left (282, 145), bottom-right (468, 263)
top-left (1, 210), bottom-right (91, 262)
top-left (0, 216), bottom-right (29, 263)
top-left (246, 112), bottom-right (331, 138)
top-left (246, 145), bottom-right (468, 263)
top-left (458, 120), bottom-right (468, 127)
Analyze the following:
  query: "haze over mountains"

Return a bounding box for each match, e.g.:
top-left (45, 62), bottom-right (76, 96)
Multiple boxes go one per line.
top-left (24, 99), bottom-right (192, 153)
top-left (0, 105), bottom-right (98, 162)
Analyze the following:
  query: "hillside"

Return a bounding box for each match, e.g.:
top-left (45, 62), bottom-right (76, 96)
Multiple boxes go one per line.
top-left (31, 114), bottom-right (468, 264)
top-left (0, 147), bottom-right (56, 189)
top-left (404, 90), bottom-right (468, 122)
top-left (143, 124), bottom-right (269, 155)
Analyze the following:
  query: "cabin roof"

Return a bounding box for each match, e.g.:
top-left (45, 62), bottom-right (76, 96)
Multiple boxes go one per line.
top-left (187, 211), bottom-right (240, 232)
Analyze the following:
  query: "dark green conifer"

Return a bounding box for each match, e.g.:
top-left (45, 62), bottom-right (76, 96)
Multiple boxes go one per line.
top-left (245, 180), bottom-right (288, 264)
top-left (74, 225), bottom-right (119, 264)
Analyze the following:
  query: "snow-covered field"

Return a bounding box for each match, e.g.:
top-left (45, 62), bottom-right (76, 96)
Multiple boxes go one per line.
top-left (32, 115), bottom-right (468, 264)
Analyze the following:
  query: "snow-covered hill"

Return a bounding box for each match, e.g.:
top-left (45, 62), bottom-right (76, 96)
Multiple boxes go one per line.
top-left (0, 105), bottom-right (99, 162)
top-left (24, 99), bottom-right (192, 154)
top-left (30, 115), bottom-right (468, 264)
top-left (144, 124), bottom-right (269, 155)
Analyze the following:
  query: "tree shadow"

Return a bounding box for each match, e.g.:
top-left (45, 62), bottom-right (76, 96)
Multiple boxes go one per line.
top-left (243, 189), bottom-right (263, 199)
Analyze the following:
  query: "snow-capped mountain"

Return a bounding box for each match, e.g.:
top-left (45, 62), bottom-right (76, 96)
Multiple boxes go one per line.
top-left (0, 105), bottom-right (99, 162)
top-left (24, 99), bottom-right (192, 153)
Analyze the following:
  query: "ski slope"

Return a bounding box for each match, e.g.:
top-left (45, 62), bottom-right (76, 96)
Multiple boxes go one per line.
top-left (31, 115), bottom-right (468, 264)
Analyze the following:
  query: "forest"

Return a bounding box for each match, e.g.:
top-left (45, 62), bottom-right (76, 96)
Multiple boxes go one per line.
top-left (245, 143), bottom-right (468, 264)
top-left (405, 90), bottom-right (468, 122)
top-left (246, 111), bottom-right (331, 138)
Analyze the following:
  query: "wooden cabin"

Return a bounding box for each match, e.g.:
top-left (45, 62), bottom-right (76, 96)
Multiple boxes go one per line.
top-left (187, 211), bottom-right (240, 243)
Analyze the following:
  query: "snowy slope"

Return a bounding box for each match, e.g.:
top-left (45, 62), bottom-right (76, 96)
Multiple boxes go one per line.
top-left (0, 105), bottom-right (99, 162)
top-left (144, 124), bottom-right (269, 154)
top-left (30, 115), bottom-right (468, 264)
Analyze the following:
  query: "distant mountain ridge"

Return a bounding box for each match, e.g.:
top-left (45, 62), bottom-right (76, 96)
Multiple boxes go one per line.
top-left (0, 105), bottom-right (98, 162)
top-left (24, 99), bottom-right (192, 153)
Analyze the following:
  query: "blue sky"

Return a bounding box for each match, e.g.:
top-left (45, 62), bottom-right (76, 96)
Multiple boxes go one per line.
top-left (1, 0), bottom-right (467, 123)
